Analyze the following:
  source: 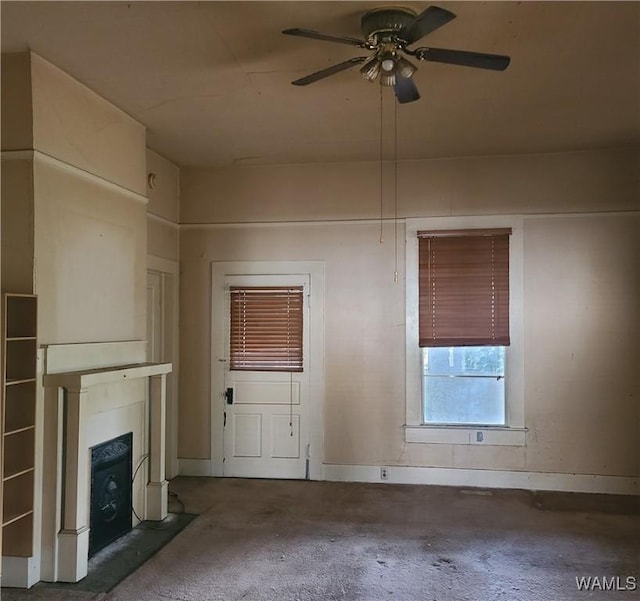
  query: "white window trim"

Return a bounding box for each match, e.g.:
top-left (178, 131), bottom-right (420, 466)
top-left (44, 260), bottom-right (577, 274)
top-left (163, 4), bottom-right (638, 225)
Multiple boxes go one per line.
top-left (405, 215), bottom-right (526, 446)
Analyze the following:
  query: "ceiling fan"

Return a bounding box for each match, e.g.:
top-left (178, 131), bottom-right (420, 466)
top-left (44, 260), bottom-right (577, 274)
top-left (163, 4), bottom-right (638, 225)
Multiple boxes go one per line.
top-left (283, 5), bottom-right (511, 104)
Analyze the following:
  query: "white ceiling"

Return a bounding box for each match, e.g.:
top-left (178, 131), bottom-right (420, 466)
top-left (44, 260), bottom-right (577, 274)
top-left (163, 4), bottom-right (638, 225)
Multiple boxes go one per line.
top-left (2, 1), bottom-right (639, 167)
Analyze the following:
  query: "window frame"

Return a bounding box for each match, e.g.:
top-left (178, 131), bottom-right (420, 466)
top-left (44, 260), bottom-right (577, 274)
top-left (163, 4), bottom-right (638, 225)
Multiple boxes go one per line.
top-left (405, 216), bottom-right (526, 446)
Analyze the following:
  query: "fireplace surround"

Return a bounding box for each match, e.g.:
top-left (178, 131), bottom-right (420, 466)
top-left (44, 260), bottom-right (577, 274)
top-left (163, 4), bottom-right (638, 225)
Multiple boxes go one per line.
top-left (36, 341), bottom-right (171, 585)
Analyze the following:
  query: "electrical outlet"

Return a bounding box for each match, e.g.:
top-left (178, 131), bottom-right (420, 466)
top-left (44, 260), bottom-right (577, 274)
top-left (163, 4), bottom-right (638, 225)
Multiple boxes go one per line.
top-left (380, 467), bottom-right (389, 480)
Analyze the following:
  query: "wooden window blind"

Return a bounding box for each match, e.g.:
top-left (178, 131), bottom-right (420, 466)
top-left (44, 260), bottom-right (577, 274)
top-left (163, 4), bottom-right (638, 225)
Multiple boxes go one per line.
top-left (418, 229), bottom-right (511, 347)
top-left (229, 286), bottom-right (303, 372)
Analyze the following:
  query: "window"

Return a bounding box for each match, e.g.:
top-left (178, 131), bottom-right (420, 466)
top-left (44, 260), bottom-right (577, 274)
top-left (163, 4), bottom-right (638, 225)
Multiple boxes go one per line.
top-left (419, 229), bottom-right (510, 426)
top-left (423, 346), bottom-right (505, 425)
top-left (405, 217), bottom-right (525, 446)
top-left (229, 286), bottom-right (303, 372)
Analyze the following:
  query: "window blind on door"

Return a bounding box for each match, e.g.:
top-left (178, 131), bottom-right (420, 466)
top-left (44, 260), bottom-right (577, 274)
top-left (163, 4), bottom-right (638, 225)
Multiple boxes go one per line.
top-left (418, 229), bottom-right (511, 347)
top-left (229, 286), bottom-right (304, 371)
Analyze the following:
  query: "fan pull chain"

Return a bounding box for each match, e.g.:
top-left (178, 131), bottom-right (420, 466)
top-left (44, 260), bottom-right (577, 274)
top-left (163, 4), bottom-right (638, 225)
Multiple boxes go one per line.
top-left (287, 294), bottom-right (294, 438)
top-left (379, 83), bottom-right (384, 245)
top-left (289, 371), bottom-right (294, 437)
top-left (393, 97), bottom-right (399, 284)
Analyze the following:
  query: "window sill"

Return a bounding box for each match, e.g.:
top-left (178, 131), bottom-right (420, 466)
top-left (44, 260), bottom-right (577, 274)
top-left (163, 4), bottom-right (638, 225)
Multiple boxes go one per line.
top-left (405, 425), bottom-right (527, 446)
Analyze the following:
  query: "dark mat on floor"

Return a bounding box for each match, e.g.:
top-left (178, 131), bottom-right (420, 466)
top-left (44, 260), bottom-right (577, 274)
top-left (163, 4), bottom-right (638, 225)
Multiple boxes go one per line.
top-left (38, 512), bottom-right (196, 594)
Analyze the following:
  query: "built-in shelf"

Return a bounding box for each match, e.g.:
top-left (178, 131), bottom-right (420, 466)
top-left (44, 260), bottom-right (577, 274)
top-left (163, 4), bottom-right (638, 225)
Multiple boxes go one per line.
top-left (2, 512), bottom-right (33, 557)
top-left (5, 378), bottom-right (36, 386)
top-left (3, 510), bottom-right (34, 529)
top-left (6, 296), bottom-right (37, 339)
top-left (2, 467), bottom-right (35, 483)
top-left (4, 425), bottom-right (36, 438)
top-left (2, 470), bottom-right (34, 526)
top-left (5, 381), bottom-right (35, 433)
top-left (2, 293), bottom-right (37, 560)
top-left (6, 338), bottom-right (37, 382)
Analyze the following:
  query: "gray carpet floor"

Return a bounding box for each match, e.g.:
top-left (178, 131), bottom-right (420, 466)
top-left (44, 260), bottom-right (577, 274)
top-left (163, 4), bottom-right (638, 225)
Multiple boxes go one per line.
top-left (1, 477), bottom-right (638, 601)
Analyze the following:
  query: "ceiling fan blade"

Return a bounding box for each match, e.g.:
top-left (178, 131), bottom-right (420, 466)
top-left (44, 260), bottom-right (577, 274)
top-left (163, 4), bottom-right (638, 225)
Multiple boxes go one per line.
top-left (415, 47), bottom-right (511, 71)
top-left (394, 75), bottom-right (421, 104)
top-left (291, 57), bottom-right (369, 86)
top-left (283, 28), bottom-right (366, 48)
top-left (398, 6), bottom-right (456, 46)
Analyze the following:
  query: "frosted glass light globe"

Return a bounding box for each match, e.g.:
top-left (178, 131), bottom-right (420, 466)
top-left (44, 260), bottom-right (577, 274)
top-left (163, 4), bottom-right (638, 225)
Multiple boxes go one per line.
top-left (381, 58), bottom-right (395, 72)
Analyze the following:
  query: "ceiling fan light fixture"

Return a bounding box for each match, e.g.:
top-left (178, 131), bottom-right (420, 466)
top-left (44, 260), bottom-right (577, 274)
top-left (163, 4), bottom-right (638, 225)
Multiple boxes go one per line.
top-left (380, 52), bottom-right (397, 85)
top-left (360, 56), bottom-right (381, 82)
top-left (381, 57), bottom-right (396, 72)
top-left (380, 71), bottom-right (396, 87)
top-left (396, 56), bottom-right (417, 79)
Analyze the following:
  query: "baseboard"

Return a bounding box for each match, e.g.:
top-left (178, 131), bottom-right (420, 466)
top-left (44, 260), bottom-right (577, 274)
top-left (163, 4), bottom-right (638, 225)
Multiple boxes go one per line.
top-left (323, 464), bottom-right (639, 495)
top-left (175, 459), bottom-right (638, 494)
top-left (178, 458), bottom-right (216, 477)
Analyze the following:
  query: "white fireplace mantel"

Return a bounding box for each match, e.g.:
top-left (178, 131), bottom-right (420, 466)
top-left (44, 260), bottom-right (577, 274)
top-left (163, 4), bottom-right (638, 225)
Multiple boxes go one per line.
top-left (40, 342), bottom-right (172, 584)
top-left (43, 362), bottom-right (171, 390)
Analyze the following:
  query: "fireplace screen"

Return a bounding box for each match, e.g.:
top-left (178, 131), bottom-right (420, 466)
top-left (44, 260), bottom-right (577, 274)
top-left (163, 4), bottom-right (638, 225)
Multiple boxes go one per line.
top-left (89, 432), bottom-right (133, 556)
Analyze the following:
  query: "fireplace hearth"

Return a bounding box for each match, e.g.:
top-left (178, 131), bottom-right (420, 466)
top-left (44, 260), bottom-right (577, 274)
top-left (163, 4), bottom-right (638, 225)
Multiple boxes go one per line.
top-left (89, 432), bottom-right (133, 556)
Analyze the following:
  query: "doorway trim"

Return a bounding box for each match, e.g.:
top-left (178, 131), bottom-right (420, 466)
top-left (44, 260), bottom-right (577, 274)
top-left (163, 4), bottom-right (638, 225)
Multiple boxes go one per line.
top-left (211, 261), bottom-right (325, 480)
top-left (147, 255), bottom-right (179, 480)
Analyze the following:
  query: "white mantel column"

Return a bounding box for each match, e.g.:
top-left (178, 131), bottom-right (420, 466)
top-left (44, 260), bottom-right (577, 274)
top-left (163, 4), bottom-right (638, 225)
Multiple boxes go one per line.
top-left (146, 373), bottom-right (168, 521)
top-left (57, 387), bottom-right (90, 582)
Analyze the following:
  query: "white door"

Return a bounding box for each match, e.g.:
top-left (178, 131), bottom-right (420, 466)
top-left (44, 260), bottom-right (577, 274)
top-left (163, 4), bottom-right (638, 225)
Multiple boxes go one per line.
top-left (222, 274), bottom-right (310, 479)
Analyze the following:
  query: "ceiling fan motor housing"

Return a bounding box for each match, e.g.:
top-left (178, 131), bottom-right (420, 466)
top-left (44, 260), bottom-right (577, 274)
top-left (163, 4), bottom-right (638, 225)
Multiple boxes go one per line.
top-left (361, 7), bottom-right (417, 43)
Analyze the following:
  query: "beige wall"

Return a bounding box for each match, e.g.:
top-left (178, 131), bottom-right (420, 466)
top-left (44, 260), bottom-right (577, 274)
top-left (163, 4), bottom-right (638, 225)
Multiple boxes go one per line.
top-left (1, 53), bottom-right (35, 296)
top-left (23, 53), bottom-right (148, 345)
top-left (1, 53), bottom-right (33, 151)
top-left (33, 157), bottom-right (147, 344)
top-left (146, 149), bottom-right (180, 223)
top-left (179, 149), bottom-right (639, 481)
top-left (522, 215), bottom-right (639, 476)
top-left (30, 53), bottom-right (146, 196)
top-left (181, 147), bottom-right (639, 223)
top-left (148, 218), bottom-right (179, 262)
top-left (146, 149), bottom-right (179, 261)
top-left (1, 159), bottom-right (34, 294)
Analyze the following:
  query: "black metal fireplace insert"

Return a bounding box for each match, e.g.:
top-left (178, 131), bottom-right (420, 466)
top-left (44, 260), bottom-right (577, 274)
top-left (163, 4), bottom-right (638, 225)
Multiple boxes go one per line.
top-left (89, 432), bottom-right (133, 557)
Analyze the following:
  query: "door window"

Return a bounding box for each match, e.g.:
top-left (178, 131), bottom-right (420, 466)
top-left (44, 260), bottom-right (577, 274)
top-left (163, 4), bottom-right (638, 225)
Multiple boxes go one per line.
top-left (229, 286), bottom-right (303, 372)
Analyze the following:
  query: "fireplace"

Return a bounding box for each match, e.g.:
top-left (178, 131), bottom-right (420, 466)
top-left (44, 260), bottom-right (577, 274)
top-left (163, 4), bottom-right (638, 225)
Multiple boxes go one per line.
top-left (89, 432), bottom-right (133, 556)
top-left (37, 340), bottom-right (172, 585)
